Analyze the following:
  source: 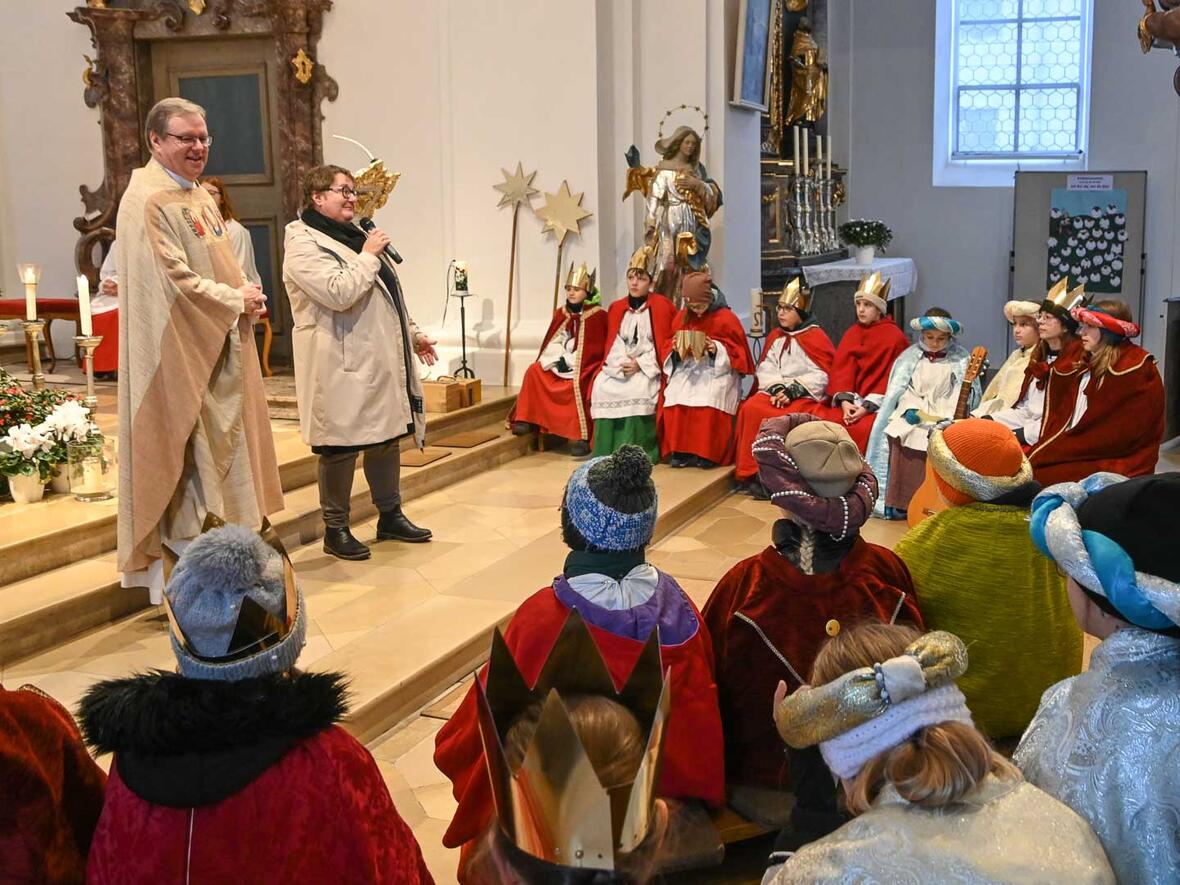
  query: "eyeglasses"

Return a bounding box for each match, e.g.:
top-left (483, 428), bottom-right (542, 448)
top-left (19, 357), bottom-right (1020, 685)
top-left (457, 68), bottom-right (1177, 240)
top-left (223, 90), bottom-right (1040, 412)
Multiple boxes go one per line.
top-left (325, 186), bottom-right (358, 199)
top-left (165, 133), bottom-right (214, 148)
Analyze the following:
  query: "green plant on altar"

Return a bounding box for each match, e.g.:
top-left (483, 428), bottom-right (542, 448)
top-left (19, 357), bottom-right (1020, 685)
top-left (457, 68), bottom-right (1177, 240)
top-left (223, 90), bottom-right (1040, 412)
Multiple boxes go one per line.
top-left (838, 219), bottom-right (893, 250)
top-left (0, 374), bottom-right (98, 479)
top-left (0, 423), bottom-right (55, 480)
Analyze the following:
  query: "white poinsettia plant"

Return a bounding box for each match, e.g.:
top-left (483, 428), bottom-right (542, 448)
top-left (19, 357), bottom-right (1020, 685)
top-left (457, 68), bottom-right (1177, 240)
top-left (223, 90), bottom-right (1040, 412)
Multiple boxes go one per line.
top-left (0, 400), bottom-right (101, 480)
top-left (838, 218), bottom-right (893, 250)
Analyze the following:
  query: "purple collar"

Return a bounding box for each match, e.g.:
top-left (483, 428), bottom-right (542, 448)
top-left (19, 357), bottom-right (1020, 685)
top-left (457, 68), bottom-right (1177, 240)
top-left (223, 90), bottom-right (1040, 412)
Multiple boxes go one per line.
top-left (552, 570), bottom-right (699, 646)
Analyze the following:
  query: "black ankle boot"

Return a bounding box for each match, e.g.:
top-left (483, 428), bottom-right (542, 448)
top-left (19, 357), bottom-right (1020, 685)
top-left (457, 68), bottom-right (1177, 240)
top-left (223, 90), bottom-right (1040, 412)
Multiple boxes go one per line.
top-left (511, 421), bottom-right (533, 436)
top-left (568, 440), bottom-right (591, 456)
top-left (323, 526), bottom-right (371, 560)
top-left (377, 507), bottom-right (433, 543)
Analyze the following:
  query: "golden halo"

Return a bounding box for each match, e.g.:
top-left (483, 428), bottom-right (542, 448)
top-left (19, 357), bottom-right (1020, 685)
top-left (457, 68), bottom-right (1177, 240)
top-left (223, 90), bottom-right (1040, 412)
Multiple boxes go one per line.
top-left (658, 103), bottom-right (710, 140)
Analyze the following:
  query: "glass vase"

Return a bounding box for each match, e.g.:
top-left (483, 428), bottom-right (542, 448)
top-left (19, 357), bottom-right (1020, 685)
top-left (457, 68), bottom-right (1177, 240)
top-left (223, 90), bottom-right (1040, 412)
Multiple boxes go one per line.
top-left (68, 438), bottom-right (115, 502)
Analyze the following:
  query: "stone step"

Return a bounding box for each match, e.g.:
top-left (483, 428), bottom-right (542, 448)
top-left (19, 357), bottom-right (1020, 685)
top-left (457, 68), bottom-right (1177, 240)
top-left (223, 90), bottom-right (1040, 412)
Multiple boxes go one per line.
top-left (0, 388), bottom-right (517, 588)
top-left (2, 455), bottom-right (735, 761)
top-left (0, 420), bottom-right (529, 669)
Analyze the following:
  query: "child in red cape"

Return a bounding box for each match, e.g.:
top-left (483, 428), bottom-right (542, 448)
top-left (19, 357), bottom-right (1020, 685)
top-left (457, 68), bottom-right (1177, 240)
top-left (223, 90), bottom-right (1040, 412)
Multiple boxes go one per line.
top-left (660, 270), bottom-right (755, 467)
top-left (434, 445), bottom-right (724, 881)
top-left (734, 278), bottom-right (835, 497)
top-left (511, 262), bottom-right (609, 456)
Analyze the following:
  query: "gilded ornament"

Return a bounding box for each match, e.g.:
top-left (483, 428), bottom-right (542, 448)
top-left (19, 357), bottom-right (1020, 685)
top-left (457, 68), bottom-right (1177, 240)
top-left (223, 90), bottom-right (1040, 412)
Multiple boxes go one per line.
top-left (787, 0), bottom-right (808, 11)
top-left (291, 48), bottom-right (315, 85)
top-left (188, 0), bottom-right (207, 13)
top-left (786, 18), bottom-right (828, 125)
top-left (330, 135), bottom-right (401, 219)
top-left (534, 180), bottom-right (593, 246)
top-left (493, 162), bottom-right (539, 210)
top-left (825, 618), bottom-right (840, 637)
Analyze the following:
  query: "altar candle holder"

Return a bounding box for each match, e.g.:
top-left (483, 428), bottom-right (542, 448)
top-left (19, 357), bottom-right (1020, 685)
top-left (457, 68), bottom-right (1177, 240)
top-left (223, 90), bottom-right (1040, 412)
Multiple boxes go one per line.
top-left (22, 319), bottom-right (46, 391)
top-left (74, 333), bottom-right (103, 414)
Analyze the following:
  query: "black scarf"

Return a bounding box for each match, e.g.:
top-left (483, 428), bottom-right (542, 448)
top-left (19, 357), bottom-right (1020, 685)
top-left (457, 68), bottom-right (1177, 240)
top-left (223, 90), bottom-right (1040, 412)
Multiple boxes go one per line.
top-left (628, 294), bottom-right (648, 311)
top-left (299, 207), bottom-right (423, 426)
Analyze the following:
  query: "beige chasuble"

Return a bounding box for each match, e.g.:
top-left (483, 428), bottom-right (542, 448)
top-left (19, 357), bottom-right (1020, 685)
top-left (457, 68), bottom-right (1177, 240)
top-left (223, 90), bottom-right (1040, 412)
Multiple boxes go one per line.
top-left (116, 158), bottom-right (283, 582)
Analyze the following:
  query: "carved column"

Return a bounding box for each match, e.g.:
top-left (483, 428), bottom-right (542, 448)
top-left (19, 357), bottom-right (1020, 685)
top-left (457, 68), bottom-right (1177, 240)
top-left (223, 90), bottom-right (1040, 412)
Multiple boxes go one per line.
top-left (67, 6), bottom-right (159, 285)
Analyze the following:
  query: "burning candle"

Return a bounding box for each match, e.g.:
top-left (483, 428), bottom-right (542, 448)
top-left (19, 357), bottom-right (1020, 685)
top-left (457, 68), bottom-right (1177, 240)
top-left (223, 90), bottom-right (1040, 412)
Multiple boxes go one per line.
top-left (18, 264), bottom-right (40, 321)
top-left (77, 274), bottom-right (92, 336)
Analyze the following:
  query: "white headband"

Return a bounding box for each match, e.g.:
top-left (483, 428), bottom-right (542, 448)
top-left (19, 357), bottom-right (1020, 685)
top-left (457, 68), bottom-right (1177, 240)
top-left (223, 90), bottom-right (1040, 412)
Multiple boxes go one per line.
top-left (818, 683), bottom-right (974, 780)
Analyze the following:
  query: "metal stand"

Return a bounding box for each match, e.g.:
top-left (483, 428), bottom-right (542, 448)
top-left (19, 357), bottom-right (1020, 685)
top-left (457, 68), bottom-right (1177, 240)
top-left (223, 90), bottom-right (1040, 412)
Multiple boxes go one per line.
top-left (74, 334), bottom-right (103, 414)
top-left (21, 320), bottom-right (46, 391)
top-left (450, 290), bottom-right (475, 379)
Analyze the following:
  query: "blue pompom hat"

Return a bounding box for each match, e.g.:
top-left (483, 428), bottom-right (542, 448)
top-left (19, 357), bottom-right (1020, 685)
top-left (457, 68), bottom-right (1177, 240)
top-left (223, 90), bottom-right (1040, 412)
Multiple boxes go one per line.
top-left (563, 445), bottom-right (659, 552)
top-left (164, 522), bottom-right (307, 681)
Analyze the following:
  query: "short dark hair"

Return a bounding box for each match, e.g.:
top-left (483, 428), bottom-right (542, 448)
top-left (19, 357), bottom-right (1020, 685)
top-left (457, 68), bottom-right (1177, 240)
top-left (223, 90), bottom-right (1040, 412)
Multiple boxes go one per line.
top-left (302, 164), bottom-right (353, 209)
top-left (925, 307), bottom-right (952, 319)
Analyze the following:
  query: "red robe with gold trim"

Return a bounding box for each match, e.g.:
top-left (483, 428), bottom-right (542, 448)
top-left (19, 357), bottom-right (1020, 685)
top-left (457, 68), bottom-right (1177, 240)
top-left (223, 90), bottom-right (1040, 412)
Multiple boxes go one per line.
top-left (734, 324), bottom-right (836, 481)
top-left (434, 583), bottom-right (725, 865)
top-left (660, 306), bottom-right (756, 463)
top-left (1030, 342), bottom-right (1164, 485)
top-left (801, 318), bottom-right (910, 452)
top-left (510, 304), bottom-right (608, 441)
top-left (702, 541), bottom-right (922, 790)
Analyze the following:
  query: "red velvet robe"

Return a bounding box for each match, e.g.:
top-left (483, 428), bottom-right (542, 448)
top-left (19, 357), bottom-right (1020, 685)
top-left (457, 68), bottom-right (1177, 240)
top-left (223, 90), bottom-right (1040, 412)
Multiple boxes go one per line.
top-left (87, 725), bottom-right (433, 885)
top-left (434, 586), bottom-right (725, 860)
top-left (702, 541), bottom-right (922, 790)
top-left (1030, 343), bottom-right (1164, 485)
top-left (734, 324), bottom-right (837, 481)
top-left (0, 684), bottom-right (106, 885)
top-left (1014, 337), bottom-right (1088, 440)
top-left (660, 306), bottom-right (756, 463)
top-left (799, 318), bottom-right (910, 452)
top-left (511, 304), bottom-right (608, 441)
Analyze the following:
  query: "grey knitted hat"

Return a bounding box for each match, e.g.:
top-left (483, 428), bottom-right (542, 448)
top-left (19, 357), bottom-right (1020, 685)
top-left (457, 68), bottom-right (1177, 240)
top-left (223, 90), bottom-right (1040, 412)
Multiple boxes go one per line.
top-left (165, 523), bottom-right (306, 681)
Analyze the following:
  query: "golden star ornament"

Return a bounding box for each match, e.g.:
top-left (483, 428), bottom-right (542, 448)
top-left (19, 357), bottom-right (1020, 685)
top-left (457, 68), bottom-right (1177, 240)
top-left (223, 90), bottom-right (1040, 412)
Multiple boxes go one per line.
top-left (493, 162), bottom-right (540, 210)
top-left (535, 180), bottom-right (593, 246)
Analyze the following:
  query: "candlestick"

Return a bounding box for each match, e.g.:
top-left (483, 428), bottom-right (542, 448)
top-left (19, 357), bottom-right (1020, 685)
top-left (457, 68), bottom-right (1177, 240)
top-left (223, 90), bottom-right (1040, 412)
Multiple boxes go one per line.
top-left (74, 334), bottom-right (103, 414)
top-left (77, 274), bottom-right (92, 336)
top-left (802, 132), bottom-right (810, 177)
top-left (22, 319), bottom-right (46, 391)
top-left (792, 125), bottom-right (800, 173)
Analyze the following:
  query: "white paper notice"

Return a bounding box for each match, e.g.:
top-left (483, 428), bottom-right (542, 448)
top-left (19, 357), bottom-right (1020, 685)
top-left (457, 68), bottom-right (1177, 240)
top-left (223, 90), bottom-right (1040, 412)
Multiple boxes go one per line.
top-left (1067, 174), bottom-right (1114, 191)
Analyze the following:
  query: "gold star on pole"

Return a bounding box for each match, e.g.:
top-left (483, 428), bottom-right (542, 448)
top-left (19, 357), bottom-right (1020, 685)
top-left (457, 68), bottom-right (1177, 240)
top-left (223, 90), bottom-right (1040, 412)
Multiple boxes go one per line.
top-left (534, 180), bottom-right (593, 246)
top-left (493, 162), bottom-right (539, 210)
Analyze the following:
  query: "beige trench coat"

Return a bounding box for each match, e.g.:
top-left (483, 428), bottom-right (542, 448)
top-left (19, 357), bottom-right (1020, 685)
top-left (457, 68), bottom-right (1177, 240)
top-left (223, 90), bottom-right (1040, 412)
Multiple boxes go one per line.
top-left (282, 219), bottom-right (425, 449)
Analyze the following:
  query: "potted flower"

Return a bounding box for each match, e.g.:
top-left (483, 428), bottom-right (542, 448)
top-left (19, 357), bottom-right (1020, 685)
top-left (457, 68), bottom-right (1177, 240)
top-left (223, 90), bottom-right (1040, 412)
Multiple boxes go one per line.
top-left (838, 219), bottom-right (893, 265)
top-left (0, 422), bottom-right (55, 503)
top-left (40, 399), bottom-right (101, 492)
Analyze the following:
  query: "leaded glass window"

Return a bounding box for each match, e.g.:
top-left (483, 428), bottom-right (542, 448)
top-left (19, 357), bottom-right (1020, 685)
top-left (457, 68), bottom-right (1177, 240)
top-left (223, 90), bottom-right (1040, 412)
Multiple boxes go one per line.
top-left (953, 0), bottom-right (1090, 159)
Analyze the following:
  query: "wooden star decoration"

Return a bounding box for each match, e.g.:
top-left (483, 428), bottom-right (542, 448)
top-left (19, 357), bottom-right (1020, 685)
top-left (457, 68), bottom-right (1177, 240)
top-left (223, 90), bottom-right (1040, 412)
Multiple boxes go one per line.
top-left (493, 162), bottom-right (539, 210)
top-left (534, 180), bottom-right (592, 246)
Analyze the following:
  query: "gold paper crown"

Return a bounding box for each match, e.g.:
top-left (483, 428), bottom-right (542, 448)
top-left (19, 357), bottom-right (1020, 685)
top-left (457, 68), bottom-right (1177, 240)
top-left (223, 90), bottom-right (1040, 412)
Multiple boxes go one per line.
top-left (331, 134), bottom-right (401, 220)
top-left (566, 261), bottom-right (597, 293)
top-left (475, 609), bottom-right (670, 871)
top-left (778, 277), bottom-right (813, 312)
top-left (627, 245), bottom-right (652, 276)
top-left (1042, 277), bottom-right (1090, 318)
top-left (853, 271), bottom-right (891, 304)
top-left (161, 514), bottom-right (299, 664)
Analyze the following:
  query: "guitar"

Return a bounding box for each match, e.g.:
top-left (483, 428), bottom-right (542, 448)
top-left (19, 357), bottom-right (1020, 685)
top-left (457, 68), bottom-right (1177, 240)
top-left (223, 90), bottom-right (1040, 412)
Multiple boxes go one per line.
top-left (905, 346), bottom-right (989, 528)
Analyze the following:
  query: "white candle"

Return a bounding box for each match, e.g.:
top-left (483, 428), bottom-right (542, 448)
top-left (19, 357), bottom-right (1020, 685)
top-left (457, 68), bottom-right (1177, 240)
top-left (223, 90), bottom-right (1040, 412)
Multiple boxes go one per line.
top-left (81, 457), bottom-right (102, 494)
top-left (827, 136), bottom-right (833, 177)
top-left (792, 126), bottom-right (800, 173)
top-left (750, 288), bottom-right (764, 335)
top-left (802, 133), bottom-right (810, 176)
top-left (77, 274), bottom-right (92, 336)
top-left (21, 266), bottom-right (37, 320)
top-left (815, 135), bottom-right (823, 170)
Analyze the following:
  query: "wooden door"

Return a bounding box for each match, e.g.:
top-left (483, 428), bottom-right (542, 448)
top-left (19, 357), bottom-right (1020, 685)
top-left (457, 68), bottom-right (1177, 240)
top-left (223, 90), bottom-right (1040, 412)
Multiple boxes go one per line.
top-left (151, 38), bottom-right (291, 364)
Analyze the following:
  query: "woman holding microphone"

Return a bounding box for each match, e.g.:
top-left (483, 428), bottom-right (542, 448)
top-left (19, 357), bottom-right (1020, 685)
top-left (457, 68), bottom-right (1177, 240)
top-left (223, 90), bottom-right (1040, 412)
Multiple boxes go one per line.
top-left (282, 164), bottom-right (437, 561)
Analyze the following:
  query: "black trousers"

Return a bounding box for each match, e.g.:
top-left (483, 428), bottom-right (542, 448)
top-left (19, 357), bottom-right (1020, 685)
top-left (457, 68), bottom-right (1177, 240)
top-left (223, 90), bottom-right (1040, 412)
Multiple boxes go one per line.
top-left (317, 440), bottom-right (401, 529)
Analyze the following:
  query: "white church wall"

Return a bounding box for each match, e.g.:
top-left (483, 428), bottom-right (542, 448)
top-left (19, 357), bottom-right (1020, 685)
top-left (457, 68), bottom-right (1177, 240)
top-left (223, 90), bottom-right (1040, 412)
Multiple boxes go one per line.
top-left (831, 0), bottom-right (1180, 369)
top-left (0, 1), bottom-right (102, 354)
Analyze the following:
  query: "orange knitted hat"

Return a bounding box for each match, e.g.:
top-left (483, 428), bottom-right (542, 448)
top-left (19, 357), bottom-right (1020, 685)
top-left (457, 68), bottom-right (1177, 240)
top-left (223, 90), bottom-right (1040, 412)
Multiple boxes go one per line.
top-left (933, 418), bottom-right (1026, 507)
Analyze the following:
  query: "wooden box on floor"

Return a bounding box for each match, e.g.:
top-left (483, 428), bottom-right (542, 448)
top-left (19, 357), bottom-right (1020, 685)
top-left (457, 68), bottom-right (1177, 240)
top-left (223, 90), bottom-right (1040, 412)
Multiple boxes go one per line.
top-left (457, 377), bottom-right (481, 408)
top-left (422, 379), bottom-right (462, 413)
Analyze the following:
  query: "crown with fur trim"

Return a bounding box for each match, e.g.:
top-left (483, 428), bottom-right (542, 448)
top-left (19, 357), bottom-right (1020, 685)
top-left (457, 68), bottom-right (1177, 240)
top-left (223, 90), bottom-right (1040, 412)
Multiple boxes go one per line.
top-left (778, 277), bottom-right (813, 312)
top-left (476, 608), bottom-right (670, 871)
top-left (566, 261), bottom-right (597, 293)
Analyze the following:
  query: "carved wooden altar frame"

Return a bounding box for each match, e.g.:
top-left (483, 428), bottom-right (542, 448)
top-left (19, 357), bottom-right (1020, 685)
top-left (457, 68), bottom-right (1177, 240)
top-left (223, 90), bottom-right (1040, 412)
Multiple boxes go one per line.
top-left (68, 0), bottom-right (338, 285)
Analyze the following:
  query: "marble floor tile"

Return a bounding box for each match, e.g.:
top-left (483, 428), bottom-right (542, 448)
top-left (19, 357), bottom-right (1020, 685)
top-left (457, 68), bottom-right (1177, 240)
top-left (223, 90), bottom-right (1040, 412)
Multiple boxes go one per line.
top-left (394, 727), bottom-right (449, 791)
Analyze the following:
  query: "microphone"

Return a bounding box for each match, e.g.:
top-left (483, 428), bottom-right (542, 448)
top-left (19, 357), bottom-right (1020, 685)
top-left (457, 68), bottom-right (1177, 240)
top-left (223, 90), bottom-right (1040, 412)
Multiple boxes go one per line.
top-left (358, 217), bottom-right (403, 264)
